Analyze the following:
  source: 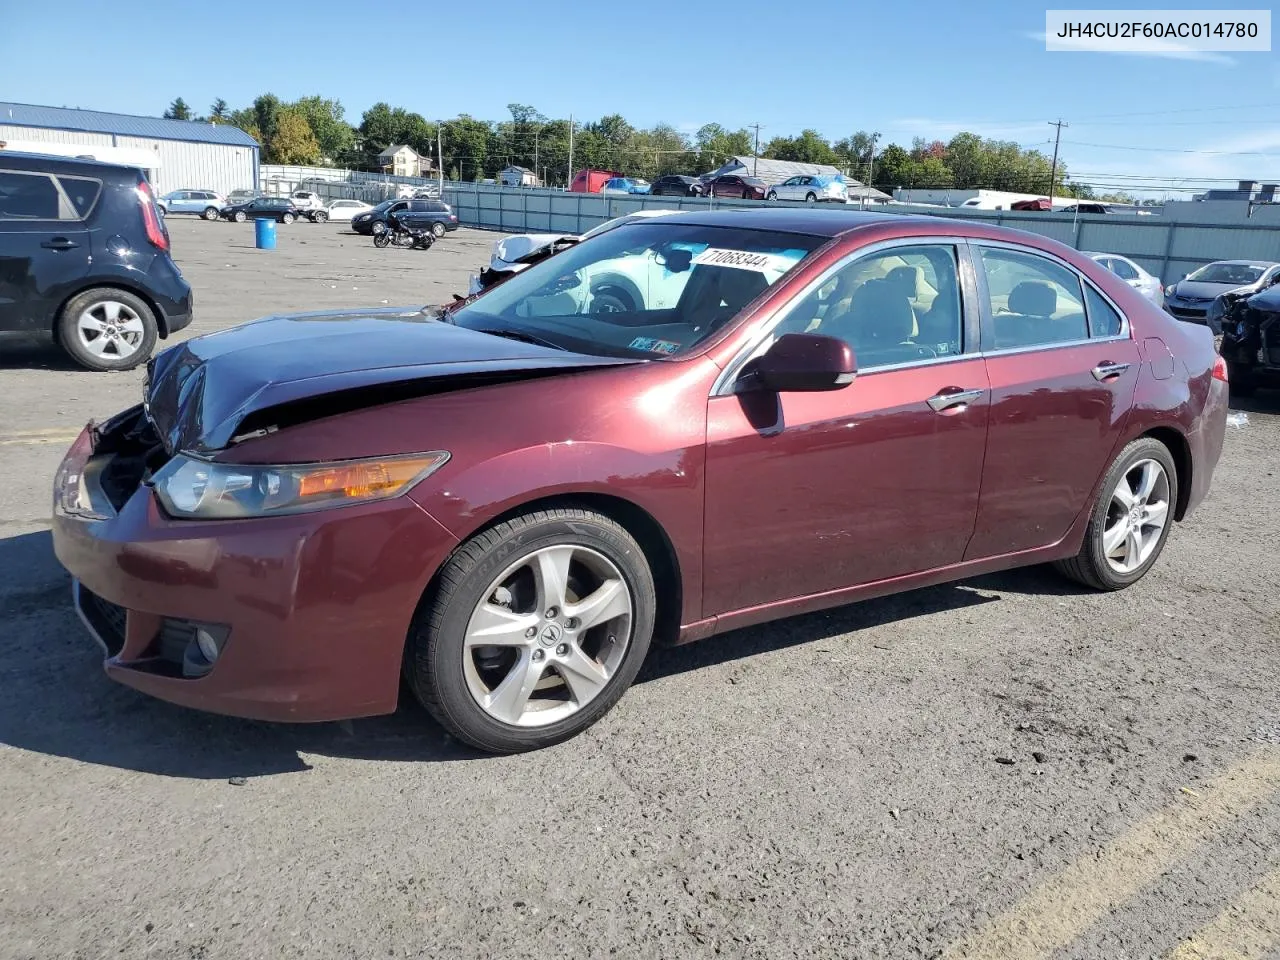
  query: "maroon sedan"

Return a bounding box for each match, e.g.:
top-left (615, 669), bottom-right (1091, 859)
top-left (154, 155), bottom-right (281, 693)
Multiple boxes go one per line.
top-left (704, 174), bottom-right (769, 200)
top-left (52, 210), bottom-right (1228, 753)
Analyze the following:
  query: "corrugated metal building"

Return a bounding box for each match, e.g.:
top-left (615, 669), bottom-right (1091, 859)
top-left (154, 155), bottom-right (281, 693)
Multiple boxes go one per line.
top-left (0, 102), bottom-right (259, 195)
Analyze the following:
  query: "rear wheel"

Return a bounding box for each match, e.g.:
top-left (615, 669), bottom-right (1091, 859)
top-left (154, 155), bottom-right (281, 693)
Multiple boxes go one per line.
top-left (281, 212), bottom-right (295, 225)
top-left (57, 288), bottom-right (158, 372)
top-left (233, 210), bottom-right (247, 222)
top-left (1055, 437), bottom-right (1177, 591)
top-left (406, 507), bottom-right (655, 753)
top-left (373, 231), bottom-right (391, 248)
top-left (805, 192), bottom-right (817, 203)
top-left (202, 206), bottom-right (220, 221)
top-left (431, 220), bottom-right (447, 238)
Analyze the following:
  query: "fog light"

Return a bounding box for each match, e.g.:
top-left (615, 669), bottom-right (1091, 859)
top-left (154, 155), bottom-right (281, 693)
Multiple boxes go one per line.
top-left (195, 627), bottom-right (221, 663)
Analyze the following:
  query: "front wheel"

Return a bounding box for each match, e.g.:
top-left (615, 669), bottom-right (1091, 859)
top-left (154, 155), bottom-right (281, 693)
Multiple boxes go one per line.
top-left (371, 220), bottom-right (387, 235)
top-left (373, 231), bottom-right (391, 248)
top-left (1055, 437), bottom-right (1178, 591)
top-left (767, 191), bottom-right (778, 201)
top-left (310, 210), bottom-right (328, 223)
top-left (406, 507), bottom-right (656, 753)
top-left (431, 220), bottom-right (447, 238)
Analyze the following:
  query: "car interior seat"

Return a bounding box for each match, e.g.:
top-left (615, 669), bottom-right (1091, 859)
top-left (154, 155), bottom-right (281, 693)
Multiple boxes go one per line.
top-left (822, 277), bottom-right (923, 366)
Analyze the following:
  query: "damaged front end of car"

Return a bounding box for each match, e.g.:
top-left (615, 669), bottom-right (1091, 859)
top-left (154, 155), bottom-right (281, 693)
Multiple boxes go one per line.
top-left (1218, 286), bottom-right (1280, 393)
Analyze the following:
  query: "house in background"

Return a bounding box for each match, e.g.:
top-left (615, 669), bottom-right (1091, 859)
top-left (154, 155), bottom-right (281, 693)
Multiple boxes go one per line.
top-left (500, 164), bottom-right (540, 187)
top-left (378, 144), bottom-right (430, 178)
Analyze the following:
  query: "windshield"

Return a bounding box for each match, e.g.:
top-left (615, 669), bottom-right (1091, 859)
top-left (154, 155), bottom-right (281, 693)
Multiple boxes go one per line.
top-left (450, 222), bottom-right (823, 358)
top-left (1186, 263), bottom-right (1266, 284)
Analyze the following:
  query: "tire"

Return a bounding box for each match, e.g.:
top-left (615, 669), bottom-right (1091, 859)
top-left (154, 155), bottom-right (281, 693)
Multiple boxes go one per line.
top-left (233, 211), bottom-right (247, 223)
top-left (431, 220), bottom-right (447, 238)
top-left (281, 213), bottom-right (295, 225)
top-left (767, 191), bottom-right (778, 201)
top-left (202, 206), bottom-right (220, 221)
top-left (406, 507), bottom-right (656, 753)
top-left (805, 192), bottom-right (817, 203)
top-left (56, 288), bottom-right (158, 372)
top-left (588, 284), bottom-right (637, 314)
top-left (311, 210), bottom-right (328, 223)
top-left (371, 220), bottom-right (387, 235)
top-left (373, 231), bottom-right (391, 248)
top-left (1054, 437), bottom-right (1178, 591)
top-left (156, 205), bottom-right (168, 216)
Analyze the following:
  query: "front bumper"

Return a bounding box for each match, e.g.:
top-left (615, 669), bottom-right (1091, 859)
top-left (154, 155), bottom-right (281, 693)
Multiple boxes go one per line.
top-left (52, 427), bottom-right (459, 722)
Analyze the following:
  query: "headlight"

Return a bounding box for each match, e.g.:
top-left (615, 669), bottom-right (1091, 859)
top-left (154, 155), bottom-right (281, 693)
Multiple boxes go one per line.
top-left (151, 452), bottom-right (450, 520)
top-left (1165, 285), bottom-right (1177, 297)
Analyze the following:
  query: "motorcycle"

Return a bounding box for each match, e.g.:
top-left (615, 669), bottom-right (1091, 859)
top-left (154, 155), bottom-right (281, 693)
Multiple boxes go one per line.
top-left (373, 216), bottom-right (436, 250)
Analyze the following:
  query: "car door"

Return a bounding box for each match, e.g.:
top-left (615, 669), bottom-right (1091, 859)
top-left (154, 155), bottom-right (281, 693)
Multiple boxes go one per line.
top-left (702, 239), bottom-right (990, 615)
top-left (0, 169), bottom-right (90, 332)
top-left (965, 242), bottom-right (1142, 560)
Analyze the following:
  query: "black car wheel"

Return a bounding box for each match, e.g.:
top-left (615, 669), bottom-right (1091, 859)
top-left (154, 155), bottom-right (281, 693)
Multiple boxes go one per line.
top-left (202, 206), bottom-right (220, 221)
top-left (431, 221), bottom-right (447, 238)
top-left (281, 212), bottom-right (295, 225)
top-left (311, 210), bottom-right (328, 223)
top-left (767, 191), bottom-right (778, 201)
top-left (57, 288), bottom-right (158, 372)
top-left (372, 221), bottom-right (387, 235)
top-left (233, 210), bottom-right (247, 222)
top-left (805, 192), bottom-right (817, 203)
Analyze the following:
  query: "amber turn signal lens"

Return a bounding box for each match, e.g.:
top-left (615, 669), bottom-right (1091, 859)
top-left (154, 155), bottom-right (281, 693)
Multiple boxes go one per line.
top-left (298, 458), bottom-right (432, 500)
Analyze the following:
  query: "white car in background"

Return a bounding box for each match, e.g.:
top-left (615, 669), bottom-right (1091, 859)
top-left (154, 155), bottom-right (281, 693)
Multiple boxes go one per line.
top-left (466, 209), bottom-right (680, 300)
top-left (1085, 252), bottom-right (1164, 306)
top-left (766, 175), bottom-right (848, 203)
top-left (325, 199), bottom-right (375, 221)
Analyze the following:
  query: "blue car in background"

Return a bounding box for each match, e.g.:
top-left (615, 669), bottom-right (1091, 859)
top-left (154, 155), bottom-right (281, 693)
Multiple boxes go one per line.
top-left (600, 177), bottom-right (651, 196)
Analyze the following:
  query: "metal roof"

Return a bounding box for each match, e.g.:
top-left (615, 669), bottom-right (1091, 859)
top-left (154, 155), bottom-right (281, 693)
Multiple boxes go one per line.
top-left (0, 102), bottom-right (258, 147)
top-left (706, 156), bottom-right (848, 183)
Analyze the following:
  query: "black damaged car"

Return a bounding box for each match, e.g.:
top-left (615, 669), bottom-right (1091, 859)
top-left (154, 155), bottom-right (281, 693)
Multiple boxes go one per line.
top-left (1214, 284), bottom-right (1280, 396)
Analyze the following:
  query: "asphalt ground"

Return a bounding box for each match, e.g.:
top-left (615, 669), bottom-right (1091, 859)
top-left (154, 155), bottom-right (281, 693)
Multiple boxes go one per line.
top-left (1, 217), bottom-right (1277, 960)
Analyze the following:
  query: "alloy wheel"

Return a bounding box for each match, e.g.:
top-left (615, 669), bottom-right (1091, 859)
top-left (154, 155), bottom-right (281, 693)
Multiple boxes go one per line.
top-left (77, 301), bottom-right (145, 361)
top-left (462, 544), bottom-right (633, 727)
top-left (1102, 458), bottom-right (1170, 574)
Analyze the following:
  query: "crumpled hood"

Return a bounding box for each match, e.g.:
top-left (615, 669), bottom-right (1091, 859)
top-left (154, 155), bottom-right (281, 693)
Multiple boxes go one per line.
top-left (145, 305), bottom-right (636, 455)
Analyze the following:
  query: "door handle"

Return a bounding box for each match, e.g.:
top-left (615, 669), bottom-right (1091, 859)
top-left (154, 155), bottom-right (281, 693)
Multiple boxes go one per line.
top-left (40, 238), bottom-right (79, 251)
top-left (1091, 361), bottom-right (1131, 381)
top-left (926, 388), bottom-right (985, 412)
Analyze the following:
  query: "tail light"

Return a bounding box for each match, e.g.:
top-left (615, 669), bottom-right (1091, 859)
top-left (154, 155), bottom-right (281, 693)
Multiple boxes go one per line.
top-left (136, 178), bottom-right (169, 251)
top-left (1212, 354), bottom-right (1229, 382)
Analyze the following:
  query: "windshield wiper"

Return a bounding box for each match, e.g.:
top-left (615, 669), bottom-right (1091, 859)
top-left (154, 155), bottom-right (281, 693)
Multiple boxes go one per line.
top-left (474, 326), bottom-right (568, 351)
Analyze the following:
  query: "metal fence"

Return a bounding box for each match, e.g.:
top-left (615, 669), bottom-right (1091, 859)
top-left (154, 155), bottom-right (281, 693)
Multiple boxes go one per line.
top-left (258, 164), bottom-right (441, 204)
top-left (438, 181), bottom-right (1280, 286)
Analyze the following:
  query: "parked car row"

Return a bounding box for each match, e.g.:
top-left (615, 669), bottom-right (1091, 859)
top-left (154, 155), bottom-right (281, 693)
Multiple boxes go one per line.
top-left (351, 198), bottom-right (458, 237)
top-left (601, 172), bottom-right (848, 203)
top-left (159, 188), bottom-right (378, 224)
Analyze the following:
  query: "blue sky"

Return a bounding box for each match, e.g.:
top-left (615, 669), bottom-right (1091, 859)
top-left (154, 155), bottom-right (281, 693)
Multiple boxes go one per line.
top-left (2, 0), bottom-right (1277, 196)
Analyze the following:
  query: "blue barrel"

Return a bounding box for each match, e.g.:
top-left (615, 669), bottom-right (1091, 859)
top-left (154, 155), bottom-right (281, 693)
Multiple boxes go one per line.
top-left (254, 217), bottom-right (277, 250)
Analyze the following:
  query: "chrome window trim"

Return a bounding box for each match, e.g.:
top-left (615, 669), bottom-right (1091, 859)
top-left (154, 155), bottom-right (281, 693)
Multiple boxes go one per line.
top-left (968, 238), bottom-right (1131, 343)
top-left (710, 235), bottom-right (973, 397)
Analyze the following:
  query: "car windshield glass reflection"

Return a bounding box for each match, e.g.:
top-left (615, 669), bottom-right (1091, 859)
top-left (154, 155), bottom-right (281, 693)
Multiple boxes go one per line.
top-left (450, 224), bottom-right (819, 358)
top-left (1187, 263), bottom-right (1266, 284)
top-left (449, 223), bottom-right (821, 359)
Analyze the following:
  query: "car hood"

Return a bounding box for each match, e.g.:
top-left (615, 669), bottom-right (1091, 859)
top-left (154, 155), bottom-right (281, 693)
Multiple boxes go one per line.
top-left (1172, 280), bottom-right (1256, 299)
top-left (144, 306), bottom-right (638, 455)
top-left (1244, 285), bottom-right (1280, 314)
top-left (492, 233), bottom-right (575, 269)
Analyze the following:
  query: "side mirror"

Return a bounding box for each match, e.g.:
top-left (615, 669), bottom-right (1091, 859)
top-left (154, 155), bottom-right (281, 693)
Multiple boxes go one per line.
top-left (737, 333), bottom-right (856, 394)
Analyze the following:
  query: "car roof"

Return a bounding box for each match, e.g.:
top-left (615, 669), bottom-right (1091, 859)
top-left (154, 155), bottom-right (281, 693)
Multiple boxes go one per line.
top-left (1208, 259), bottom-right (1278, 267)
top-left (0, 149), bottom-right (141, 176)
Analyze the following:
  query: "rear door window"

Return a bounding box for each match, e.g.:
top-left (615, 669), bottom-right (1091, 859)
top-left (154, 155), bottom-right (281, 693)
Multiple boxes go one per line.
top-left (0, 170), bottom-right (68, 220)
top-left (1110, 258), bottom-right (1139, 281)
top-left (55, 176), bottom-right (102, 218)
top-left (977, 247), bottom-right (1088, 349)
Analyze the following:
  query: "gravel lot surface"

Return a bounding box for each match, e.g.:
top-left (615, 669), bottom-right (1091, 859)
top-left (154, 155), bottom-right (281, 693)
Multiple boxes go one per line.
top-left (1, 219), bottom-right (1277, 960)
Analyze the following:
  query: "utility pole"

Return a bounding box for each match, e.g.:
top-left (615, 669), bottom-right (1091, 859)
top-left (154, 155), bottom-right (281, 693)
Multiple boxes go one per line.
top-left (1048, 119), bottom-right (1068, 200)
top-left (437, 122), bottom-right (443, 194)
top-left (567, 114), bottom-right (574, 189)
top-left (749, 123), bottom-right (762, 176)
top-left (533, 127), bottom-right (539, 185)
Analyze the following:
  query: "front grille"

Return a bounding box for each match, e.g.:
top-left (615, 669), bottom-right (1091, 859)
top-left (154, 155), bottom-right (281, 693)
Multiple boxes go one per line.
top-left (77, 585), bottom-right (126, 657)
top-left (1169, 306), bottom-right (1207, 320)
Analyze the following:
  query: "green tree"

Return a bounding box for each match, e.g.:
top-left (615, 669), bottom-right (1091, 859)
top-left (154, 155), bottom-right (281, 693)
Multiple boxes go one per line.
top-left (763, 129), bottom-right (838, 165)
top-left (209, 98), bottom-right (229, 121)
top-left (359, 102), bottom-right (436, 165)
top-left (834, 131), bottom-right (880, 179)
top-left (441, 115), bottom-right (492, 180)
top-left (269, 108), bottom-right (321, 164)
top-left (293, 95), bottom-right (356, 162)
top-left (694, 124), bottom-right (753, 171)
top-left (163, 97), bottom-right (192, 121)
top-left (252, 94), bottom-right (283, 152)
top-left (871, 143), bottom-right (911, 190)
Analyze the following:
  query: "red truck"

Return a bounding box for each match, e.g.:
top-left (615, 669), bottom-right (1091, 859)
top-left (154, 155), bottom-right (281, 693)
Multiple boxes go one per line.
top-left (569, 169), bottom-right (625, 193)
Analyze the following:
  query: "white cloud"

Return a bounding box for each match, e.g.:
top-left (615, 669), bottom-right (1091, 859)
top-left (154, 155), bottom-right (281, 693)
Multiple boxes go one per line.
top-left (1026, 30), bottom-right (1236, 64)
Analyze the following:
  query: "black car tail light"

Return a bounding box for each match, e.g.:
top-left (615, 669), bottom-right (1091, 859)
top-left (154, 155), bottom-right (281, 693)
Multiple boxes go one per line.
top-left (136, 177), bottom-right (170, 252)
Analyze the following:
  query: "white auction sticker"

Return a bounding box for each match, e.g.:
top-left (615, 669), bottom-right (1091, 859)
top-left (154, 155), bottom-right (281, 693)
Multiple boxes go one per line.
top-left (692, 248), bottom-right (797, 273)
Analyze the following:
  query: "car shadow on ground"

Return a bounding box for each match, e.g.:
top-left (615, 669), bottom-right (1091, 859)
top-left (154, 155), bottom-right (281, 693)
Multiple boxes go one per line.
top-left (0, 528), bottom-right (1127, 780)
top-left (0, 333), bottom-right (82, 371)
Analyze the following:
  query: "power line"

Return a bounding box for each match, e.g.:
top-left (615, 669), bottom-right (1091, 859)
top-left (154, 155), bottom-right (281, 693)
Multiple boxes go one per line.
top-left (1062, 139), bottom-right (1280, 155)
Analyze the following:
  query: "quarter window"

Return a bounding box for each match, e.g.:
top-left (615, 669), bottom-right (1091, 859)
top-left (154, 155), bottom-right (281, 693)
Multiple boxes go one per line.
top-left (978, 247), bottom-right (1088, 349)
top-left (56, 176), bottom-right (102, 218)
top-left (1084, 286), bottom-right (1124, 337)
top-left (771, 243), bottom-right (965, 368)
